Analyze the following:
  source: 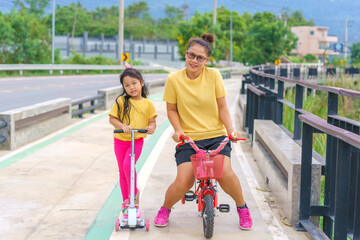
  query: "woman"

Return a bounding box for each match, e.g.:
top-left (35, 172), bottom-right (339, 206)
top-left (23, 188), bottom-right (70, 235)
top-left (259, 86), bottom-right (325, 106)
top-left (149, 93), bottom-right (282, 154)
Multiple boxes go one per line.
top-left (154, 33), bottom-right (252, 230)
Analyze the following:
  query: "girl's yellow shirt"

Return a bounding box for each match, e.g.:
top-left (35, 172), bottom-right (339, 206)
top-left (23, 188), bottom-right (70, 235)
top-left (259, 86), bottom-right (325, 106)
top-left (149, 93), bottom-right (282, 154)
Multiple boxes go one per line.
top-left (109, 96), bottom-right (157, 141)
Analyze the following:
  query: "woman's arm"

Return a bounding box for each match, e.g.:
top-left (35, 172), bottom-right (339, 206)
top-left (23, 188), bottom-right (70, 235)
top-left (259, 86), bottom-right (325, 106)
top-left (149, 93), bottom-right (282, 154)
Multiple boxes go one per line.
top-left (216, 97), bottom-right (241, 141)
top-left (109, 115), bottom-right (131, 133)
top-left (167, 102), bottom-right (184, 142)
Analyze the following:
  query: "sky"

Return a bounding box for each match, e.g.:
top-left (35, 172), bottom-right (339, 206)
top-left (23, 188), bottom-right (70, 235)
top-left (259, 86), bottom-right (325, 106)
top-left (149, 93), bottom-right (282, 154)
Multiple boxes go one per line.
top-left (0, 0), bottom-right (359, 45)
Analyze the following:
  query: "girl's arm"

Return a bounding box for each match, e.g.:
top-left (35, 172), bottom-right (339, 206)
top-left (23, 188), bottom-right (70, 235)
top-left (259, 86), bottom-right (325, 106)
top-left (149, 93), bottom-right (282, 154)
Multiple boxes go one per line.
top-left (109, 115), bottom-right (131, 133)
top-left (216, 97), bottom-right (241, 141)
top-left (167, 102), bottom-right (184, 142)
top-left (146, 117), bottom-right (156, 134)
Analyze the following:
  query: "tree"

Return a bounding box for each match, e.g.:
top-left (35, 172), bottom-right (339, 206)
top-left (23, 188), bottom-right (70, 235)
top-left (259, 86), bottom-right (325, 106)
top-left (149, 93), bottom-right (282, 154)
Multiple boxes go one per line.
top-left (156, 5), bottom-right (183, 39)
top-left (0, 10), bottom-right (53, 64)
top-left (44, 3), bottom-right (91, 36)
top-left (176, 6), bottom-right (247, 63)
top-left (350, 42), bottom-right (360, 65)
top-left (241, 12), bottom-right (297, 65)
top-left (287, 10), bottom-right (315, 27)
top-left (12, 0), bottom-right (50, 16)
top-left (124, 1), bottom-right (155, 39)
top-left (304, 53), bottom-right (317, 62)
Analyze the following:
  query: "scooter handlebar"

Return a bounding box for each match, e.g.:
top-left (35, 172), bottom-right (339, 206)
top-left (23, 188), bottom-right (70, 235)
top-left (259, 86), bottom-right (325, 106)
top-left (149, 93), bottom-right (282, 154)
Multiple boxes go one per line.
top-left (114, 129), bottom-right (148, 133)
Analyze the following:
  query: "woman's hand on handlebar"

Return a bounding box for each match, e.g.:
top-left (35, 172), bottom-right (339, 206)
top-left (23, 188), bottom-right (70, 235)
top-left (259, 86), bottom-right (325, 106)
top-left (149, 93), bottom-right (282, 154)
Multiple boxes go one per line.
top-left (172, 131), bottom-right (184, 142)
top-left (121, 125), bottom-right (132, 133)
top-left (228, 131), bottom-right (246, 143)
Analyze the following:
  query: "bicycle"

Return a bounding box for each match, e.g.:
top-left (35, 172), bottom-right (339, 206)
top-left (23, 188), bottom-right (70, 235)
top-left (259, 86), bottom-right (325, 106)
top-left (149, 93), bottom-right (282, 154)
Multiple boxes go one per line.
top-left (179, 133), bottom-right (245, 239)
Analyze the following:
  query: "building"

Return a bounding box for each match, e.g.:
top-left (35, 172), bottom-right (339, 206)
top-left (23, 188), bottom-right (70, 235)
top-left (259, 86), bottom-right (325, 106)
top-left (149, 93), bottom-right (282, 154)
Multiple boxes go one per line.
top-left (291, 26), bottom-right (339, 60)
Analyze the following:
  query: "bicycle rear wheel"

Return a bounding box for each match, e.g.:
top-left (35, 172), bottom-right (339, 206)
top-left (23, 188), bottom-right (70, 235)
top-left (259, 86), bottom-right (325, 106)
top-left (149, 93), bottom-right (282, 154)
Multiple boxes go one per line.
top-left (202, 193), bottom-right (214, 239)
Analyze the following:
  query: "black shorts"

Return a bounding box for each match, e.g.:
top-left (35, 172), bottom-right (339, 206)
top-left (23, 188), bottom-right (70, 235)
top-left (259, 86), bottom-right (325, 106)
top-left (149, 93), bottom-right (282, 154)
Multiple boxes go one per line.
top-left (175, 136), bottom-right (232, 166)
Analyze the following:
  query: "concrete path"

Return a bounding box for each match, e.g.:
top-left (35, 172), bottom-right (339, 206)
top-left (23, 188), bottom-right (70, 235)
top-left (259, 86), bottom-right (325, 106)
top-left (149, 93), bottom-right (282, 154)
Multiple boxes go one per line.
top-left (0, 76), bottom-right (311, 240)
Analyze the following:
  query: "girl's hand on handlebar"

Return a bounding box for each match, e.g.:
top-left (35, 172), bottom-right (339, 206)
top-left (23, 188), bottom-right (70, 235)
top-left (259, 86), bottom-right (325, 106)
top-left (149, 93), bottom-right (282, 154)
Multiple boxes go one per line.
top-left (121, 125), bottom-right (132, 133)
top-left (145, 125), bottom-right (155, 135)
top-left (172, 131), bottom-right (184, 142)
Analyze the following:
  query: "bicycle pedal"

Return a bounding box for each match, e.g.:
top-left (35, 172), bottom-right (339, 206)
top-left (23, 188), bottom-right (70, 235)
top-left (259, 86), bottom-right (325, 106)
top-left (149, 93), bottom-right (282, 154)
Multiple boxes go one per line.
top-left (184, 190), bottom-right (196, 201)
top-left (218, 204), bottom-right (230, 212)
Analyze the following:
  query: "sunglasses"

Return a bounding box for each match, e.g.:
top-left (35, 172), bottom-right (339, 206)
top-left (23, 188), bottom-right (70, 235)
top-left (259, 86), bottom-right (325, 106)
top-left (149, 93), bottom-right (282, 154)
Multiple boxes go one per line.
top-left (186, 52), bottom-right (207, 62)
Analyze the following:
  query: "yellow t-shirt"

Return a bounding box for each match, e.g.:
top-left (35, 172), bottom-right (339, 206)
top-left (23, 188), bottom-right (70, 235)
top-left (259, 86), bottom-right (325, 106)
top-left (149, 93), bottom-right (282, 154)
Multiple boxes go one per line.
top-left (109, 96), bottom-right (157, 141)
top-left (163, 67), bottom-right (227, 141)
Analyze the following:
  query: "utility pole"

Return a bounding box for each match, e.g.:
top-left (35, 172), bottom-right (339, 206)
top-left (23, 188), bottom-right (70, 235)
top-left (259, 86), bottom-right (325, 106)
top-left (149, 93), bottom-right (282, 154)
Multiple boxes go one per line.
top-left (118, 0), bottom-right (124, 65)
top-left (181, 4), bottom-right (189, 22)
top-left (345, 17), bottom-right (348, 60)
top-left (51, 0), bottom-right (55, 64)
top-left (230, 11), bottom-right (233, 65)
top-left (213, 0), bottom-right (217, 25)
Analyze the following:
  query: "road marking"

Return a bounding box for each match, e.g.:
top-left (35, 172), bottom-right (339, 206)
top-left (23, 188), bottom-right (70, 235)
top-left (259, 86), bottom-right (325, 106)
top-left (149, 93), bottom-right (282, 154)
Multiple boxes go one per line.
top-left (85, 120), bottom-right (171, 240)
top-left (230, 95), bottom-right (289, 240)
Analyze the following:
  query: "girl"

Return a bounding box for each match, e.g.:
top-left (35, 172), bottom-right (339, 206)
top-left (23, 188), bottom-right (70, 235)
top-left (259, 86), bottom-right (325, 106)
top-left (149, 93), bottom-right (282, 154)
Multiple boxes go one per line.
top-left (109, 66), bottom-right (157, 218)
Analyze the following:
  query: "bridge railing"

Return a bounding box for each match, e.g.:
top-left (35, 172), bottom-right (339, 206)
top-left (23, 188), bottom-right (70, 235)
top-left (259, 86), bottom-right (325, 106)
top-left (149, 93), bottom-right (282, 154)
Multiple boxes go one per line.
top-left (245, 64), bottom-right (360, 240)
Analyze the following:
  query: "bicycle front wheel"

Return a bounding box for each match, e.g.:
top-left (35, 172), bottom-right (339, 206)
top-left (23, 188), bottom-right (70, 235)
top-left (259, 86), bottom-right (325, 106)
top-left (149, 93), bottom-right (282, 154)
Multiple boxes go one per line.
top-left (202, 193), bottom-right (214, 239)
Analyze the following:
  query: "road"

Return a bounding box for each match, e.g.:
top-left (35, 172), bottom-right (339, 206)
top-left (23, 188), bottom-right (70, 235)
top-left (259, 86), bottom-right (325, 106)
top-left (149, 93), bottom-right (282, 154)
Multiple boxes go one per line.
top-left (0, 73), bottom-right (168, 112)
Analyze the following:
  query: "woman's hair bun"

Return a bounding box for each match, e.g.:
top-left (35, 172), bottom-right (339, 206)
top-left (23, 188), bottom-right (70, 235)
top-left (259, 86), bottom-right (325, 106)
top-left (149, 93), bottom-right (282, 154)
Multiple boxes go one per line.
top-left (201, 33), bottom-right (215, 44)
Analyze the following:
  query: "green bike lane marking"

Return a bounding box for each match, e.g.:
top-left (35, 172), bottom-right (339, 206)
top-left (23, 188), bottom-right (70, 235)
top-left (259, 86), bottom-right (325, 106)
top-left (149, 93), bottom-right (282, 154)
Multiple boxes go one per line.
top-left (85, 119), bottom-right (170, 240)
top-left (0, 92), bottom-right (164, 171)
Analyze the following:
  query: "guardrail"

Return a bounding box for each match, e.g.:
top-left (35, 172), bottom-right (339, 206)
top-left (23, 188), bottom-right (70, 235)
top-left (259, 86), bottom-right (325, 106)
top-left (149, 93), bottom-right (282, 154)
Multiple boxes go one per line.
top-left (72, 95), bottom-right (105, 118)
top-left (244, 64), bottom-right (360, 239)
top-left (0, 64), bottom-right (164, 75)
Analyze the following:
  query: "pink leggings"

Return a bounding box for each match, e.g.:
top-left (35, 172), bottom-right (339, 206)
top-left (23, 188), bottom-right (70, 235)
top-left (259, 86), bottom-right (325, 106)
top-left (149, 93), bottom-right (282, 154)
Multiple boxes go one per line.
top-left (114, 138), bottom-right (144, 201)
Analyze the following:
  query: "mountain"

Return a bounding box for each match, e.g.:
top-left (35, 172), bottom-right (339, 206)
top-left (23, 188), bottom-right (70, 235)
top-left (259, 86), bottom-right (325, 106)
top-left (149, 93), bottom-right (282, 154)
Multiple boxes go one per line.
top-left (1, 0), bottom-right (358, 44)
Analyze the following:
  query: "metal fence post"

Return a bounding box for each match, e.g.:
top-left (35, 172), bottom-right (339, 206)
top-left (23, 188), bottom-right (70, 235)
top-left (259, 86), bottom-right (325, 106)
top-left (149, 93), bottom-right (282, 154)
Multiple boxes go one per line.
top-left (294, 84), bottom-right (304, 140)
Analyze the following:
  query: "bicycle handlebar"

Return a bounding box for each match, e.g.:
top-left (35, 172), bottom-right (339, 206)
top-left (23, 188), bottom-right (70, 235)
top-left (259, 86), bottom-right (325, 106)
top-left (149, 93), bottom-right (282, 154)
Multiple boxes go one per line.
top-left (178, 133), bottom-right (246, 154)
top-left (114, 129), bottom-right (148, 133)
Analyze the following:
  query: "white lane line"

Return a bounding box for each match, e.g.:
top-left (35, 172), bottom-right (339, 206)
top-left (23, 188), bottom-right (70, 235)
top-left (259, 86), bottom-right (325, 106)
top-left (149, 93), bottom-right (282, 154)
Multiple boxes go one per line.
top-left (231, 94), bottom-right (289, 240)
top-left (109, 125), bottom-right (173, 240)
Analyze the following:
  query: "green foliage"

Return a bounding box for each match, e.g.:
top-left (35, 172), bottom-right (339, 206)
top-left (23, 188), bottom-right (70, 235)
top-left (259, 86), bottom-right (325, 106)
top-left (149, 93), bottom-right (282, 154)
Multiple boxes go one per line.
top-left (283, 76), bottom-right (360, 158)
top-left (12, 0), bottom-right (50, 16)
top-left (241, 12), bottom-right (297, 65)
top-left (286, 10), bottom-right (315, 27)
top-left (0, 10), bottom-right (52, 64)
top-left (304, 53), bottom-right (317, 62)
top-left (156, 5), bottom-right (183, 39)
top-left (63, 51), bottom-right (116, 65)
top-left (350, 42), bottom-right (360, 65)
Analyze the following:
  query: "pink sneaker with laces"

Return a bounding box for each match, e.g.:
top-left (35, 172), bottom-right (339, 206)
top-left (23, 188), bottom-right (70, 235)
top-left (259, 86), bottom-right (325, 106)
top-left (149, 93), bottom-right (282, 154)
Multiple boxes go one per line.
top-left (154, 207), bottom-right (171, 227)
top-left (237, 207), bottom-right (253, 230)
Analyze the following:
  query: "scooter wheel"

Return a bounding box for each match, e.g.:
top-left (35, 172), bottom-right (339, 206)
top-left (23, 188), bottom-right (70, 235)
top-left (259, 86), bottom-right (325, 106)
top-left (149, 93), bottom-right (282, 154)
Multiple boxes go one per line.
top-left (145, 218), bottom-right (150, 231)
top-left (115, 218), bottom-right (120, 231)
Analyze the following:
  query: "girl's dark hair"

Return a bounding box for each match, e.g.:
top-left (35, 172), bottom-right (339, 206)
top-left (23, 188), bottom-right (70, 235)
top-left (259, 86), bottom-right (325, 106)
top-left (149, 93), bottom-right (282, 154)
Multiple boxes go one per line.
top-left (187, 33), bottom-right (215, 57)
top-left (115, 68), bottom-right (149, 125)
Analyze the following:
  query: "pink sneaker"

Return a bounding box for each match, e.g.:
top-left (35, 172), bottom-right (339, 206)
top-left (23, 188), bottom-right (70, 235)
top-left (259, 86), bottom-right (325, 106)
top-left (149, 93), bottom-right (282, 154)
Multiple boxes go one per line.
top-left (237, 207), bottom-right (253, 230)
top-left (154, 207), bottom-right (171, 227)
top-left (121, 199), bottom-right (130, 217)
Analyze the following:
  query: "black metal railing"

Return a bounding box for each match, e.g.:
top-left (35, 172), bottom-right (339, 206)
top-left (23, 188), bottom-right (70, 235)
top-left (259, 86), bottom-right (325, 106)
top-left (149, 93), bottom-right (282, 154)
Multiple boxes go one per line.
top-left (244, 65), bottom-right (360, 239)
top-left (72, 95), bottom-right (105, 118)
